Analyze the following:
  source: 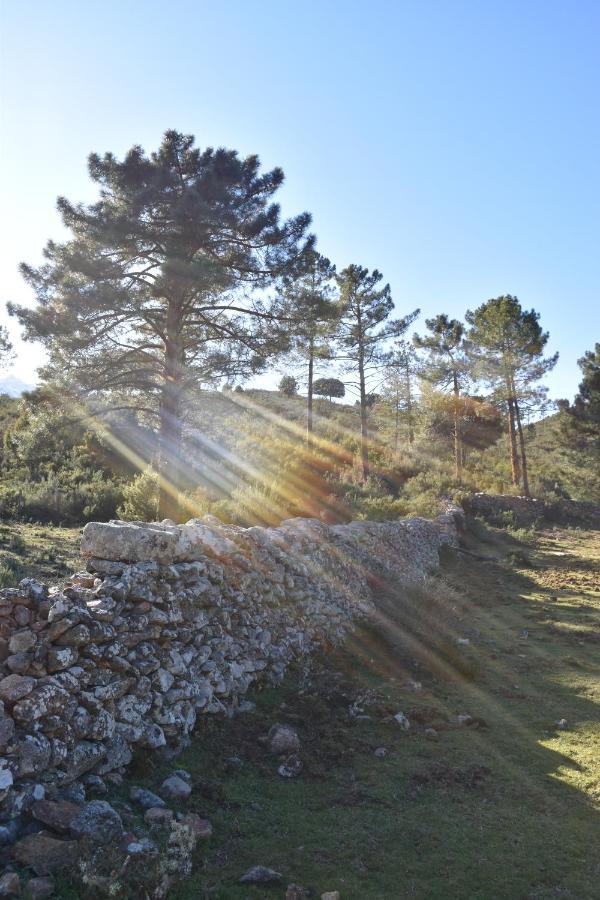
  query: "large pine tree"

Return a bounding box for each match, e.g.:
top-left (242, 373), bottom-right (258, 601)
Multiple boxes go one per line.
top-left (9, 130), bottom-right (313, 518)
top-left (466, 295), bottom-right (557, 496)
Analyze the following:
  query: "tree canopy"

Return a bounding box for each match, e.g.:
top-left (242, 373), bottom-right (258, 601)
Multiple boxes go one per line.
top-left (9, 130), bottom-right (313, 517)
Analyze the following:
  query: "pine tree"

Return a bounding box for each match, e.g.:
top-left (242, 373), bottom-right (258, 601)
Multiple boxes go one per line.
top-left (9, 130), bottom-right (313, 519)
top-left (413, 315), bottom-right (469, 479)
top-left (336, 265), bottom-right (418, 478)
top-left (466, 295), bottom-right (557, 496)
top-left (313, 377), bottom-right (345, 404)
top-left (382, 339), bottom-right (420, 451)
top-left (278, 250), bottom-right (338, 440)
top-left (0, 326), bottom-right (13, 370)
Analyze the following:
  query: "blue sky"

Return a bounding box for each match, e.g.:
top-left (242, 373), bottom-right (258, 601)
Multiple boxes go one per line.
top-left (1, 0), bottom-right (598, 399)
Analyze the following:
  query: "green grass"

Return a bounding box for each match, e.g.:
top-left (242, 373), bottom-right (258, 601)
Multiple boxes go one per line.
top-left (49, 522), bottom-right (600, 898)
top-left (0, 521), bottom-right (82, 585)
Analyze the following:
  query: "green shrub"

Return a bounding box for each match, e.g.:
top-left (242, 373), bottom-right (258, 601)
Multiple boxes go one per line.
top-left (0, 558), bottom-right (21, 587)
top-left (117, 468), bottom-right (159, 521)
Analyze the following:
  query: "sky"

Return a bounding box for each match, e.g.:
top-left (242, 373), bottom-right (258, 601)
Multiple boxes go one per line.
top-left (0, 0), bottom-right (598, 400)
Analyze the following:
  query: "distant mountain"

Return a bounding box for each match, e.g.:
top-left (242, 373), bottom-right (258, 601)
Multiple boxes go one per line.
top-left (0, 375), bottom-right (35, 397)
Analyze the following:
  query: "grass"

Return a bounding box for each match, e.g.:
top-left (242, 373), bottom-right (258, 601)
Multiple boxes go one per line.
top-left (0, 521), bottom-right (82, 586)
top-left (46, 521), bottom-right (600, 898)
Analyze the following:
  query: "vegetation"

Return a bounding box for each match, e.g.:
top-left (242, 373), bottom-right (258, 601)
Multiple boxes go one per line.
top-left (0, 130), bottom-right (596, 527)
top-left (9, 131), bottom-right (313, 519)
top-left (54, 520), bottom-right (600, 899)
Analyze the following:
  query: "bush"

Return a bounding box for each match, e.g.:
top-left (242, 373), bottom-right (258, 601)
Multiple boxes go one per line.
top-left (117, 468), bottom-right (159, 521)
top-left (0, 475), bottom-right (123, 525)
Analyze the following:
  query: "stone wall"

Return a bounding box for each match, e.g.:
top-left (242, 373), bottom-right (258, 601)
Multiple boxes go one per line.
top-left (0, 510), bottom-right (460, 828)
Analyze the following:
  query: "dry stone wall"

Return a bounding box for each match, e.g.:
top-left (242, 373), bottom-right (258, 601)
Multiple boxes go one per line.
top-left (0, 510), bottom-right (461, 828)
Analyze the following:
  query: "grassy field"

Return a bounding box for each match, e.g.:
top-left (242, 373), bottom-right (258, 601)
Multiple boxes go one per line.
top-left (0, 520), bottom-right (81, 586)
top-left (10, 518), bottom-right (598, 899)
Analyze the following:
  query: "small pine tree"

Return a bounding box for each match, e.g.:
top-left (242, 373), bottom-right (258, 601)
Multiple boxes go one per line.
top-left (278, 375), bottom-right (298, 397)
top-left (336, 264), bottom-right (418, 478)
top-left (414, 315), bottom-right (470, 479)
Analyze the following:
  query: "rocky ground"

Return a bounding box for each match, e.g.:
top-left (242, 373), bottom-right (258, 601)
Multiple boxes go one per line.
top-left (1, 518), bottom-right (599, 898)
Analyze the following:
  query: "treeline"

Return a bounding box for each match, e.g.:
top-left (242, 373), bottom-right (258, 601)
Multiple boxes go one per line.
top-left (1, 130), bottom-right (597, 523)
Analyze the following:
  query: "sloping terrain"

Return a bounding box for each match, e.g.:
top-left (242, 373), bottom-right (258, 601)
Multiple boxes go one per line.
top-left (53, 520), bottom-right (599, 899)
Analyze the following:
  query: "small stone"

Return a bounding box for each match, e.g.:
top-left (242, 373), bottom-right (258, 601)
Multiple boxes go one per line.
top-left (83, 775), bottom-right (107, 795)
top-left (403, 679), bottom-right (422, 692)
top-left (144, 807), bottom-right (174, 827)
top-left (159, 774), bottom-right (191, 801)
top-left (181, 812), bottom-right (212, 841)
top-left (129, 786), bottom-right (165, 810)
top-left (0, 675), bottom-right (35, 704)
top-left (278, 753), bottom-right (303, 778)
top-left (18, 579), bottom-right (48, 603)
top-left (12, 833), bottom-right (78, 875)
top-left (126, 838), bottom-right (157, 856)
top-left (555, 718), bottom-right (568, 730)
top-left (457, 714), bottom-right (475, 727)
top-left (26, 877), bottom-right (55, 899)
top-left (456, 638), bottom-right (470, 646)
top-left (321, 893), bottom-right (340, 900)
top-left (286, 886), bottom-right (309, 900)
top-left (0, 871), bottom-right (20, 897)
top-left (394, 712), bottom-right (410, 731)
top-left (9, 631), bottom-right (36, 654)
top-left (374, 747), bottom-right (387, 758)
top-left (239, 866), bottom-right (283, 884)
top-left (46, 647), bottom-right (78, 673)
top-left (171, 768), bottom-right (192, 783)
top-left (267, 723), bottom-right (300, 755)
top-left (70, 800), bottom-right (123, 844)
top-left (424, 727), bottom-right (440, 741)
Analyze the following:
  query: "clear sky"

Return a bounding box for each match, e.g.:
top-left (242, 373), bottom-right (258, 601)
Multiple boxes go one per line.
top-left (1, 0), bottom-right (598, 399)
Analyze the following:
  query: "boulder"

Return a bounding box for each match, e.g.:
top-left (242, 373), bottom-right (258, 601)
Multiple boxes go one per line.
top-left (12, 832), bottom-right (78, 875)
top-left (69, 800), bottom-right (123, 844)
top-left (31, 800), bottom-right (81, 834)
top-left (0, 675), bottom-right (35, 704)
top-left (81, 521), bottom-right (179, 564)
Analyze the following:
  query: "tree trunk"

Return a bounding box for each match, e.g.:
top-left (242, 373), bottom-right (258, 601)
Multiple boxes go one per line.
top-left (405, 365), bottom-right (414, 446)
top-left (394, 388), bottom-right (400, 454)
top-left (507, 396), bottom-right (520, 487)
top-left (158, 301), bottom-right (183, 521)
top-left (359, 352), bottom-right (369, 479)
top-left (453, 370), bottom-right (462, 480)
top-left (306, 338), bottom-right (314, 444)
top-left (513, 391), bottom-right (530, 497)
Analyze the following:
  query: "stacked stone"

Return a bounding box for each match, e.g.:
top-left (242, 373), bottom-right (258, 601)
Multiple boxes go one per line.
top-left (0, 511), bottom-right (459, 835)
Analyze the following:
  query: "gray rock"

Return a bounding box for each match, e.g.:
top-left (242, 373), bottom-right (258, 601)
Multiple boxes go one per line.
top-left (24, 877), bottom-right (55, 899)
top-left (0, 871), bottom-right (20, 897)
top-left (81, 521), bottom-right (179, 564)
top-left (394, 712), bottom-right (411, 731)
top-left (267, 723), bottom-right (300, 755)
top-left (239, 866), bottom-right (283, 884)
top-left (12, 832), bottom-right (78, 875)
top-left (129, 786), bottom-right (165, 810)
top-left (70, 800), bottom-right (123, 844)
top-left (0, 675), bottom-right (35, 704)
top-left (159, 774), bottom-right (191, 801)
